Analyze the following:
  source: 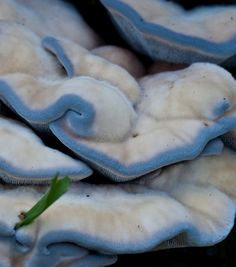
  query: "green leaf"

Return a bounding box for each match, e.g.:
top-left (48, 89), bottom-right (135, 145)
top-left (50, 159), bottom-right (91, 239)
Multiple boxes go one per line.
top-left (14, 174), bottom-right (70, 230)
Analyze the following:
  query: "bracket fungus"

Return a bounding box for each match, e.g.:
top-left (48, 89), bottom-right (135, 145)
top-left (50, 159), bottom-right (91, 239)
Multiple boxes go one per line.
top-left (42, 36), bottom-right (141, 104)
top-left (101, 0), bottom-right (236, 65)
top-left (0, 117), bottom-right (92, 184)
top-left (49, 63), bottom-right (236, 181)
top-left (0, 73), bottom-right (136, 141)
top-left (0, 0), bottom-right (236, 266)
top-left (0, 148), bottom-right (236, 266)
top-left (1, 62), bottom-right (235, 180)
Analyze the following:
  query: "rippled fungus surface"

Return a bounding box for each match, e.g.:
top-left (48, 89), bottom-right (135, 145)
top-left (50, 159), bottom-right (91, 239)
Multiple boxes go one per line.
top-left (101, 0), bottom-right (236, 65)
top-left (0, 0), bottom-right (236, 266)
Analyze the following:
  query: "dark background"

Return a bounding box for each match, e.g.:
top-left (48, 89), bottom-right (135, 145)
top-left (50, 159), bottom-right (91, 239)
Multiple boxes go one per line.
top-left (65, 1), bottom-right (236, 266)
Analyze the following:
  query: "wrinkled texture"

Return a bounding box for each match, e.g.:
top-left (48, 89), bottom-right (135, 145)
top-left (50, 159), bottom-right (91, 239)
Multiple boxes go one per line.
top-left (50, 63), bottom-right (236, 180)
top-left (2, 62), bottom-right (236, 180)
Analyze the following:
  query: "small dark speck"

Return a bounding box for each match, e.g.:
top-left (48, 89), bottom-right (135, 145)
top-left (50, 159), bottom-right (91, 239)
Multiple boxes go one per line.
top-left (86, 194), bottom-right (90, 197)
top-left (223, 97), bottom-right (226, 100)
top-left (204, 122), bottom-right (209, 127)
top-left (132, 133), bottom-right (139, 138)
top-left (137, 225), bottom-right (140, 228)
top-left (18, 211), bottom-right (26, 220)
top-left (231, 16), bottom-right (234, 20)
top-left (209, 193), bottom-right (212, 197)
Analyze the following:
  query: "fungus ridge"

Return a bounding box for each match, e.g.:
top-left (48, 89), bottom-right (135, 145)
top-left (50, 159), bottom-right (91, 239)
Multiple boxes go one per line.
top-left (101, 0), bottom-right (236, 65)
top-left (50, 63), bottom-right (236, 180)
top-left (0, 149), bottom-right (235, 265)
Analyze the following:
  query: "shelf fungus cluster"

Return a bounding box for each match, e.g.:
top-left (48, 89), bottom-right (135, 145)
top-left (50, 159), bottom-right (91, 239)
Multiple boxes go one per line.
top-left (0, 0), bottom-right (236, 266)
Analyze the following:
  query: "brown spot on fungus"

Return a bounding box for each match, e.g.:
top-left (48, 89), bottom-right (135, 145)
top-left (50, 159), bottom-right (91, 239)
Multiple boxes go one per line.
top-left (132, 133), bottom-right (139, 138)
